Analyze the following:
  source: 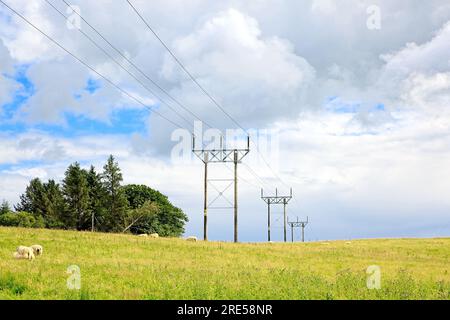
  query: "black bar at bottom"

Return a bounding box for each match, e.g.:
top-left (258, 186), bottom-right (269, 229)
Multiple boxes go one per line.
top-left (0, 300), bottom-right (446, 319)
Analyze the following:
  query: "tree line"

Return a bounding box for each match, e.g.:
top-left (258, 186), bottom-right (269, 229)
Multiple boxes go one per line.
top-left (0, 155), bottom-right (188, 236)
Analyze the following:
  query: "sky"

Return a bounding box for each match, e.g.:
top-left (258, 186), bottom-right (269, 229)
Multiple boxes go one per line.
top-left (1, 0), bottom-right (450, 242)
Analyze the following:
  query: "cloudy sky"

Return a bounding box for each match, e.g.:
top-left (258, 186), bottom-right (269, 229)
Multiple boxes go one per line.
top-left (1, 0), bottom-right (450, 242)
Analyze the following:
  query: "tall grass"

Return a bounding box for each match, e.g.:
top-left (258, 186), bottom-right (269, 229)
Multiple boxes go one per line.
top-left (0, 227), bottom-right (449, 300)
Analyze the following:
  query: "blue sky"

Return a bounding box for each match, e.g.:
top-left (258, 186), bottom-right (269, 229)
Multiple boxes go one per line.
top-left (0, 66), bottom-right (150, 138)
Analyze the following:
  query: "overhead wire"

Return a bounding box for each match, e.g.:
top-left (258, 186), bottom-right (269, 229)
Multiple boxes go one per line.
top-left (125, 0), bottom-right (302, 204)
top-left (60, 0), bottom-right (214, 129)
top-left (0, 0), bottom-right (185, 131)
top-left (44, 0), bottom-right (194, 130)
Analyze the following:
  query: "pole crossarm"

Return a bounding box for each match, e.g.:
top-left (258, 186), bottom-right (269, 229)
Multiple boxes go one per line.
top-left (192, 135), bottom-right (250, 163)
top-left (260, 188), bottom-right (293, 203)
top-left (261, 196), bottom-right (293, 204)
top-left (193, 149), bottom-right (249, 163)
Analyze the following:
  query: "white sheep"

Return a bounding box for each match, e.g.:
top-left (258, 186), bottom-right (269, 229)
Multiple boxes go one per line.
top-left (31, 244), bottom-right (43, 256)
top-left (14, 247), bottom-right (35, 260)
top-left (138, 234), bottom-right (148, 237)
top-left (13, 252), bottom-right (23, 259)
top-left (149, 233), bottom-right (159, 238)
top-left (16, 245), bottom-right (29, 255)
top-left (186, 236), bottom-right (197, 242)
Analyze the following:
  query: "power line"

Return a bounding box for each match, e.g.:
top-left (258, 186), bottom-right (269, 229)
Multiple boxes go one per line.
top-left (125, 1), bottom-right (300, 195)
top-left (241, 162), bottom-right (271, 190)
top-left (60, 0), bottom-right (214, 129)
top-left (0, 0), bottom-right (185, 131)
top-left (126, 0), bottom-right (246, 132)
top-left (44, 0), bottom-right (193, 130)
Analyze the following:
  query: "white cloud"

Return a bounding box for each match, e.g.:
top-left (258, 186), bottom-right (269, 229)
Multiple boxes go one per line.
top-left (401, 72), bottom-right (450, 116)
top-left (0, 0), bottom-right (59, 62)
top-left (160, 8), bottom-right (315, 127)
top-left (0, 39), bottom-right (19, 107)
top-left (381, 22), bottom-right (450, 77)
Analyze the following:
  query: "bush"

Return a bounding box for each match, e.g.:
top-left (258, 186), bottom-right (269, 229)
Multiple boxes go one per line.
top-left (0, 212), bottom-right (17, 227)
top-left (0, 211), bottom-right (45, 228)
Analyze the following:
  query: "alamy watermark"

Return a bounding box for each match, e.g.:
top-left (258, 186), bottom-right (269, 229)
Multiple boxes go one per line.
top-left (66, 265), bottom-right (81, 290)
top-left (170, 121), bottom-right (280, 171)
top-left (366, 265), bottom-right (381, 290)
top-left (366, 5), bottom-right (381, 30)
top-left (66, 5), bottom-right (81, 30)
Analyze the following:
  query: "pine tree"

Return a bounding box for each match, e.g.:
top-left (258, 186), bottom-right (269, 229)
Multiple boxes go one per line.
top-left (86, 165), bottom-right (107, 232)
top-left (15, 178), bottom-right (46, 217)
top-left (42, 180), bottom-right (66, 228)
top-left (62, 162), bottom-right (90, 230)
top-left (0, 200), bottom-right (10, 215)
top-left (101, 155), bottom-right (128, 232)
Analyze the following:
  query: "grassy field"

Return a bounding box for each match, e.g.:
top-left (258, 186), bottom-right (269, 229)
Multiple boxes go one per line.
top-left (0, 227), bottom-right (449, 300)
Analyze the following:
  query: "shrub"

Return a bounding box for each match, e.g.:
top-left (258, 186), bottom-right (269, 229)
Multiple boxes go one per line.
top-left (0, 212), bottom-right (18, 227)
top-left (0, 211), bottom-right (45, 228)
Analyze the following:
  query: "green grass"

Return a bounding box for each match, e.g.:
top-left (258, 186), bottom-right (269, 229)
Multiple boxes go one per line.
top-left (0, 227), bottom-right (449, 300)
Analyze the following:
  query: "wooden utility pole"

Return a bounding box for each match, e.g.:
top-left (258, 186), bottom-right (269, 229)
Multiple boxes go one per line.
top-left (267, 202), bottom-right (271, 241)
top-left (283, 198), bottom-right (287, 242)
top-left (301, 223), bottom-right (305, 242)
top-left (193, 135), bottom-right (250, 243)
top-left (291, 223), bottom-right (294, 242)
top-left (234, 150), bottom-right (238, 243)
top-left (203, 153), bottom-right (208, 241)
top-left (261, 188), bottom-right (292, 242)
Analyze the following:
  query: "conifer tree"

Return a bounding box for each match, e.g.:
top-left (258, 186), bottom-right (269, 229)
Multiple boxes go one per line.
top-left (15, 178), bottom-right (46, 217)
top-left (62, 162), bottom-right (90, 230)
top-left (86, 165), bottom-right (107, 232)
top-left (101, 155), bottom-right (128, 232)
top-left (42, 179), bottom-right (66, 228)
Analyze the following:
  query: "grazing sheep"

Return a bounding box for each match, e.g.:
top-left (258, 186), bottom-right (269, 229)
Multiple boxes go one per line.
top-left (31, 244), bottom-right (43, 256)
top-left (13, 247), bottom-right (35, 260)
top-left (138, 234), bottom-right (148, 237)
top-left (345, 241), bottom-right (352, 245)
top-left (25, 250), bottom-right (35, 260)
top-left (186, 236), bottom-right (197, 242)
top-left (13, 252), bottom-right (25, 259)
top-left (149, 233), bottom-right (159, 238)
top-left (16, 245), bottom-right (29, 255)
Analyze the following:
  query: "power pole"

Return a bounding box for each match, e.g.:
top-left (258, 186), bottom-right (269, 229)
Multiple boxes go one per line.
top-left (234, 150), bottom-right (238, 243)
top-left (267, 202), bottom-right (271, 241)
top-left (283, 198), bottom-right (287, 242)
top-left (287, 216), bottom-right (309, 242)
top-left (261, 188), bottom-right (292, 242)
top-left (193, 135), bottom-right (250, 243)
top-left (203, 153), bottom-right (208, 241)
top-left (301, 217), bottom-right (308, 242)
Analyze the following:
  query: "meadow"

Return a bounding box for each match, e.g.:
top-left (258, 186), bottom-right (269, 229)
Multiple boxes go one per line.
top-left (0, 227), bottom-right (449, 300)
